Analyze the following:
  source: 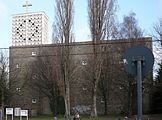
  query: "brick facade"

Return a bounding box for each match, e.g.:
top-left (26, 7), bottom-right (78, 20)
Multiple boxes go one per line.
top-left (9, 37), bottom-right (153, 115)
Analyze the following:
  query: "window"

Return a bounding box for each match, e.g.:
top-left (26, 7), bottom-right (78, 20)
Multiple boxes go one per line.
top-left (81, 60), bottom-right (87, 66)
top-left (101, 98), bottom-right (105, 103)
top-left (32, 51), bottom-right (37, 56)
top-left (32, 98), bottom-right (37, 104)
top-left (82, 87), bottom-right (87, 91)
top-left (16, 64), bottom-right (19, 68)
top-left (16, 87), bottom-right (21, 92)
top-left (101, 46), bottom-right (106, 52)
top-left (32, 74), bottom-right (37, 79)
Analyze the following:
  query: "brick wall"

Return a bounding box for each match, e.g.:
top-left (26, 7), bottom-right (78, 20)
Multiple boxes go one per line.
top-left (9, 37), bottom-right (153, 115)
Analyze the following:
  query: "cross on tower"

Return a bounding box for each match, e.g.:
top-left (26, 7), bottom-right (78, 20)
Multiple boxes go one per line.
top-left (22, 0), bottom-right (32, 13)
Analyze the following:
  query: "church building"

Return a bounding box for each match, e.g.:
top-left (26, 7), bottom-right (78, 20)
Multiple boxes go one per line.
top-left (9, 0), bottom-right (154, 116)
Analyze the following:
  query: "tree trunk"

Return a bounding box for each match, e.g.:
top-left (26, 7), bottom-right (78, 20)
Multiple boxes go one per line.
top-left (66, 81), bottom-right (70, 117)
top-left (64, 88), bottom-right (70, 119)
top-left (64, 71), bottom-right (70, 119)
top-left (91, 79), bottom-right (98, 117)
top-left (104, 94), bottom-right (108, 115)
top-left (127, 82), bottom-right (132, 116)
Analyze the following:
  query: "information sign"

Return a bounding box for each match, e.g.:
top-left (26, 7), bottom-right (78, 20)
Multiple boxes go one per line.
top-left (6, 108), bottom-right (13, 115)
top-left (21, 110), bottom-right (28, 116)
top-left (20, 110), bottom-right (28, 120)
top-left (6, 108), bottom-right (13, 120)
top-left (14, 108), bottom-right (21, 116)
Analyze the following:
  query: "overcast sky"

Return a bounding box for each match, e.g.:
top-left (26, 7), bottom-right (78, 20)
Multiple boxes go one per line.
top-left (0, 0), bottom-right (161, 48)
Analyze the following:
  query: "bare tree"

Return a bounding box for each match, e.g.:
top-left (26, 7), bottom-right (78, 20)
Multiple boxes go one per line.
top-left (151, 18), bottom-right (162, 113)
top-left (88, 0), bottom-right (117, 117)
top-left (114, 13), bottom-right (144, 115)
top-left (153, 18), bottom-right (162, 45)
top-left (0, 50), bottom-right (10, 116)
top-left (9, 50), bottom-right (32, 108)
top-left (29, 51), bottom-right (61, 116)
top-left (152, 18), bottom-right (162, 74)
top-left (118, 12), bottom-right (144, 39)
top-left (52, 0), bottom-right (74, 118)
top-left (98, 52), bottom-right (110, 115)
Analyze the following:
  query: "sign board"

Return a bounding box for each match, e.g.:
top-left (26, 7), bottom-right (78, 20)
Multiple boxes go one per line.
top-left (123, 45), bottom-right (154, 120)
top-left (6, 108), bottom-right (13, 120)
top-left (14, 108), bottom-right (21, 116)
top-left (21, 110), bottom-right (28, 116)
top-left (20, 110), bottom-right (28, 120)
top-left (123, 45), bottom-right (154, 76)
top-left (6, 108), bottom-right (13, 115)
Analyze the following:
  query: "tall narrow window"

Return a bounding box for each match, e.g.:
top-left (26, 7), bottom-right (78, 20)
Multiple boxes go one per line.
top-left (16, 64), bottom-right (19, 68)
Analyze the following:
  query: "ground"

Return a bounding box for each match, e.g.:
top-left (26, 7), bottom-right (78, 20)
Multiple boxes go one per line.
top-left (4, 114), bottom-right (162, 120)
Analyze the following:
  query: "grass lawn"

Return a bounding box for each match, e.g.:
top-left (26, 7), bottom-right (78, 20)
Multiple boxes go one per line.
top-left (4, 114), bottom-right (162, 120)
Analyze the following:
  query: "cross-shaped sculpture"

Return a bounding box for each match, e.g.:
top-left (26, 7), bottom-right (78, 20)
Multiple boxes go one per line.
top-left (22, 0), bottom-right (32, 13)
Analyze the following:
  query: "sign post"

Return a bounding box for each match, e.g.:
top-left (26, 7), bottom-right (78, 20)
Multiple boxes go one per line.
top-left (20, 110), bottom-right (28, 120)
top-left (14, 108), bottom-right (21, 120)
top-left (137, 59), bottom-right (142, 120)
top-left (6, 108), bottom-right (13, 120)
top-left (123, 45), bottom-right (154, 120)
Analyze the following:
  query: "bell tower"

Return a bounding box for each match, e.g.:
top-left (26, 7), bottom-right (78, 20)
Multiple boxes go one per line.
top-left (12, 0), bottom-right (48, 46)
